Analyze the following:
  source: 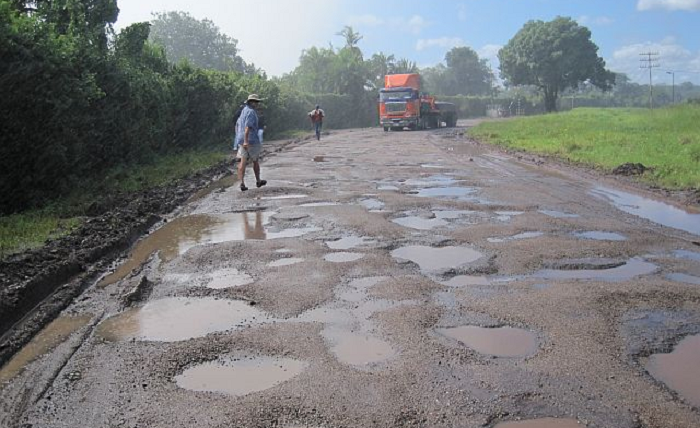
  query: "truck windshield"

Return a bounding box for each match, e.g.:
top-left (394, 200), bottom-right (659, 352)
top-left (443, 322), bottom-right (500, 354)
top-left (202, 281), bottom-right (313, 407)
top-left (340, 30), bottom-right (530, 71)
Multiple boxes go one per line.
top-left (380, 91), bottom-right (415, 102)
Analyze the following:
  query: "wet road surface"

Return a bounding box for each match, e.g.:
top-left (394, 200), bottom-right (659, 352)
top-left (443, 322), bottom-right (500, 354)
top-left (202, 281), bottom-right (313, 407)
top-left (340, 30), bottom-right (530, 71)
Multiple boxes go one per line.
top-left (2, 123), bottom-right (700, 427)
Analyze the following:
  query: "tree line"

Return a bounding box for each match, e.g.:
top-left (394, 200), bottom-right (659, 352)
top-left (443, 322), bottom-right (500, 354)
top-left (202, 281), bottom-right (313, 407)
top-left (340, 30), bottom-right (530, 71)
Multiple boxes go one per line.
top-left (2, 4), bottom-right (696, 215)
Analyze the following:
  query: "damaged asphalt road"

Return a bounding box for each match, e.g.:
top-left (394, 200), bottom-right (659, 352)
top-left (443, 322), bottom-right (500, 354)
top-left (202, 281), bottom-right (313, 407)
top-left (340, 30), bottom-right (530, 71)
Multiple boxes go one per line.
top-left (1, 123), bottom-right (700, 428)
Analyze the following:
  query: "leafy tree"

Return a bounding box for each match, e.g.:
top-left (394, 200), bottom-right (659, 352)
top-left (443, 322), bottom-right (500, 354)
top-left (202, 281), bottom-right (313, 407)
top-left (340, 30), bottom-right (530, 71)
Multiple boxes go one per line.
top-left (366, 52), bottom-right (396, 90)
top-left (393, 58), bottom-right (419, 74)
top-left (149, 11), bottom-right (253, 73)
top-left (444, 47), bottom-right (492, 95)
top-left (498, 16), bottom-right (614, 112)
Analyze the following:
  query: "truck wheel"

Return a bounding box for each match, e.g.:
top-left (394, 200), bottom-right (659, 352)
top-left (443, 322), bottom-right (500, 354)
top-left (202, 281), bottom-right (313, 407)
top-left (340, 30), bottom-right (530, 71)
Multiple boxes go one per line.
top-left (383, 127), bottom-right (389, 132)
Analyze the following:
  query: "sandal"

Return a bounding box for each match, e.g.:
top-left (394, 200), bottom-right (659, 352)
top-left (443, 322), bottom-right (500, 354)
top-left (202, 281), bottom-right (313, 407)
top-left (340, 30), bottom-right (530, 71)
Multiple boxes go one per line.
top-left (240, 184), bottom-right (248, 192)
top-left (256, 180), bottom-right (267, 188)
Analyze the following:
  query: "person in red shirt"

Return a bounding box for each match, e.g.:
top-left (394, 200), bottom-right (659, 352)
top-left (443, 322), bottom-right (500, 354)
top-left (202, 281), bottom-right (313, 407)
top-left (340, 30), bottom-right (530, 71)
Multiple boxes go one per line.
top-left (308, 105), bottom-right (325, 141)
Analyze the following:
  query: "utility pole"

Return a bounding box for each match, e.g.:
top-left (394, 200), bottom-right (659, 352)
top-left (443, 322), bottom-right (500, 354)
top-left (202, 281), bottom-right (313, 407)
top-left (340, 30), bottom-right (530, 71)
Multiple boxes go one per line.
top-left (666, 71), bottom-right (675, 104)
top-left (640, 52), bottom-right (660, 109)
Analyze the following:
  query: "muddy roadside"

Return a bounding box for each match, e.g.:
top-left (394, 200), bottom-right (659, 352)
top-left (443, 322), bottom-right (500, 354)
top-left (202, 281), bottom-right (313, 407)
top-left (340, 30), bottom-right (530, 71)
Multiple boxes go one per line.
top-left (0, 137), bottom-right (300, 367)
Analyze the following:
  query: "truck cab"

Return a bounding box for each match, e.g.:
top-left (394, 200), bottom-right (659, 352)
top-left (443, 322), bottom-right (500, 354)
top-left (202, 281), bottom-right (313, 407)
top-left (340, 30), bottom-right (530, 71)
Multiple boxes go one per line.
top-left (378, 87), bottom-right (421, 130)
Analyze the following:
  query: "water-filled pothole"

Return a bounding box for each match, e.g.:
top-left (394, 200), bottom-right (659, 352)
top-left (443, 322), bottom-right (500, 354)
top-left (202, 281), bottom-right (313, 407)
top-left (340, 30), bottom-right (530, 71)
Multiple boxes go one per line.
top-left (573, 231), bottom-right (627, 241)
top-left (673, 250), bottom-right (700, 262)
top-left (0, 315), bottom-right (92, 383)
top-left (176, 357), bottom-right (307, 396)
top-left (539, 210), bottom-right (579, 219)
top-left (666, 273), bottom-right (700, 285)
top-left (266, 226), bottom-right (322, 239)
top-left (326, 236), bottom-right (376, 250)
top-left (442, 275), bottom-right (490, 287)
top-left (494, 418), bottom-right (580, 428)
top-left (96, 298), bottom-right (268, 342)
top-left (268, 258), bottom-right (305, 267)
top-left (392, 216), bottom-right (448, 230)
top-left (404, 175), bottom-right (461, 187)
top-left (646, 334), bottom-right (700, 407)
top-left (436, 326), bottom-right (538, 357)
top-left (299, 202), bottom-right (341, 207)
top-left (416, 187), bottom-right (478, 200)
top-left (488, 232), bottom-right (544, 243)
top-left (324, 328), bottom-right (395, 366)
top-left (591, 186), bottom-right (700, 236)
top-left (206, 268), bottom-right (254, 289)
top-left (261, 194), bottom-right (308, 200)
top-left (324, 252), bottom-right (365, 263)
top-left (99, 212), bottom-right (276, 286)
top-left (533, 257), bottom-right (657, 282)
top-left (359, 198), bottom-right (385, 211)
top-left (391, 245), bottom-right (484, 273)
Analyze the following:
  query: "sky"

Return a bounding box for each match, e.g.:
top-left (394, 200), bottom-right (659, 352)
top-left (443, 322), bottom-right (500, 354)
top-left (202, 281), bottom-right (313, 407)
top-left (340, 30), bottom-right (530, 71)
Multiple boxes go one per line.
top-left (114, 0), bottom-right (700, 85)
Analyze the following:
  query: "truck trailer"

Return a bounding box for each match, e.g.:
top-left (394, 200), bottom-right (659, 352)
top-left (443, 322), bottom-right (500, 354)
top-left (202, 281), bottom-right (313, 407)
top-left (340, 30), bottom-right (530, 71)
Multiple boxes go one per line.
top-left (378, 73), bottom-right (457, 131)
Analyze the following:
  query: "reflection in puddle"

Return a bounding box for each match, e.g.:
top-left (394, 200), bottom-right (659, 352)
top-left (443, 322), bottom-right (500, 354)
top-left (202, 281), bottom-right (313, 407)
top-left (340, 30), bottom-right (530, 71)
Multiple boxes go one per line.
top-left (392, 216), bottom-right (448, 230)
top-left (299, 202), bottom-right (341, 207)
top-left (592, 186), bottom-right (700, 236)
top-left (494, 418), bottom-right (581, 428)
top-left (324, 328), bottom-right (395, 366)
top-left (392, 245), bottom-right (484, 273)
top-left (96, 298), bottom-right (268, 342)
top-left (533, 257), bottom-right (657, 282)
top-left (666, 273), bottom-right (700, 285)
top-left (442, 275), bottom-right (490, 287)
top-left (268, 258), bottom-right (305, 267)
top-left (0, 315), bottom-right (92, 383)
top-left (261, 194), bottom-right (308, 200)
top-left (416, 187), bottom-right (478, 200)
top-left (326, 236), bottom-right (376, 250)
top-left (674, 250), bottom-right (700, 262)
top-left (437, 326), bottom-right (538, 357)
top-left (206, 268), bottom-right (254, 289)
top-left (488, 232), bottom-right (544, 243)
top-left (100, 212), bottom-right (274, 286)
top-left (573, 231), bottom-right (627, 241)
top-left (176, 357), bottom-right (307, 396)
top-left (646, 334), bottom-right (700, 407)
top-left (324, 252), bottom-right (365, 263)
top-left (539, 210), bottom-right (579, 219)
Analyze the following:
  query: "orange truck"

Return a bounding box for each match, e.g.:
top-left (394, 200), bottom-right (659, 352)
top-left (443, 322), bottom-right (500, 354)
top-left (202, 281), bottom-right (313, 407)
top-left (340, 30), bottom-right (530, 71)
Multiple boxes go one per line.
top-left (378, 73), bottom-right (457, 131)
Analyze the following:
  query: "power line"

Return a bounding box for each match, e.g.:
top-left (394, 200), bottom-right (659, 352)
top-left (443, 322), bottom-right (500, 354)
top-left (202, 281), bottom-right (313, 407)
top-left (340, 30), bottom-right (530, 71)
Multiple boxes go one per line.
top-left (640, 52), bottom-right (660, 109)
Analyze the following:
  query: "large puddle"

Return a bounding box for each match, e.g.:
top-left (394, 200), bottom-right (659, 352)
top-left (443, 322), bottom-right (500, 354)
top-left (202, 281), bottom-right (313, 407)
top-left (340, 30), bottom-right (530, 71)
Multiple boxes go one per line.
top-left (494, 418), bottom-right (581, 428)
top-left (175, 357), bottom-right (307, 396)
top-left (100, 212), bottom-right (275, 286)
top-left (324, 327), bottom-right (396, 366)
top-left (0, 315), bottom-right (92, 383)
top-left (646, 334), bottom-right (700, 407)
top-left (205, 268), bottom-right (254, 289)
top-left (392, 216), bottom-right (448, 230)
top-left (592, 186), bottom-right (700, 236)
top-left (436, 326), bottom-right (538, 357)
top-left (533, 257), bottom-right (657, 282)
top-left (96, 297), bottom-right (268, 342)
top-left (391, 245), bottom-right (484, 273)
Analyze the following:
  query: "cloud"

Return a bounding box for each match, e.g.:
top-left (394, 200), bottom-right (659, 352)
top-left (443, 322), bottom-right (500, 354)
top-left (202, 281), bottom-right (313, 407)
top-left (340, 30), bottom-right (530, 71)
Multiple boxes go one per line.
top-left (577, 15), bottom-right (615, 26)
top-left (416, 37), bottom-right (465, 52)
top-left (609, 37), bottom-right (700, 83)
top-left (637, 0), bottom-right (700, 11)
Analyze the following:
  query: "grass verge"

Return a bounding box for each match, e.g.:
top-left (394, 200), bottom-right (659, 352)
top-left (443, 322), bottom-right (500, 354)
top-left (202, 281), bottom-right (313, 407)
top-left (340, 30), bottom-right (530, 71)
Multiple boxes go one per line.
top-left (468, 105), bottom-right (700, 189)
top-left (0, 149), bottom-right (229, 258)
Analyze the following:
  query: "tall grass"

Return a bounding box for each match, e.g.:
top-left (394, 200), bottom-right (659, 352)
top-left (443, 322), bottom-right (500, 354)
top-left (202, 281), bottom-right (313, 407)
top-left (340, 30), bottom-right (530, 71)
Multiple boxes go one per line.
top-left (468, 106), bottom-right (700, 189)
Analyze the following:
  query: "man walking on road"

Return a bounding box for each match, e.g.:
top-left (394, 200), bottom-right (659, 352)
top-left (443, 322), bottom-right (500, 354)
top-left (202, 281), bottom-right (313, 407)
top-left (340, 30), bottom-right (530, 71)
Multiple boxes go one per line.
top-left (308, 105), bottom-right (325, 141)
top-left (235, 94), bottom-right (266, 192)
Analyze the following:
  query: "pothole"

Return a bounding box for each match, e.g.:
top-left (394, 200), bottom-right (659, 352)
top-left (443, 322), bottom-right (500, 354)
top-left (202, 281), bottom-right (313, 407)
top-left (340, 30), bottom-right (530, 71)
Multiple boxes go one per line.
top-left (539, 210), bottom-right (579, 219)
top-left (268, 258), bottom-right (305, 268)
top-left (96, 298), bottom-right (268, 342)
top-left (324, 252), bottom-right (365, 263)
top-left (299, 202), bottom-right (341, 207)
top-left (260, 194), bottom-right (308, 200)
top-left (392, 216), bottom-right (448, 230)
top-left (488, 232), bottom-right (544, 243)
top-left (533, 257), bottom-right (657, 282)
top-left (326, 236), bottom-right (376, 250)
top-left (266, 226), bottom-right (322, 239)
top-left (205, 268), bottom-right (254, 289)
top-left (175, 356), bottom-right (307, 396)
top-left (415, 187), bottom-right (478, 200)
top-left (442, 275), bottom-right (490, 287)
top-left (666, 273), bottom-right (700, 285)
top-left (404, 175), bottom-right (461, 187)
top-left (323, 327), bottom-right (395, 366)
top-left (673, 250), bottom-right (700, 262)
top-left (646, 334), bottom-right (700, 407)
top-left (436, 326), bottom-right (538, 357)
top-left (572, 231), bottom-right (627, 241)
top-left (0, 315), bottom-right (92, 383)
top-left (591, 186), bottom-right (700, 236)
top-left (359, 198), bottom-right (385, 211)
top-left (391, 245), bottom-right (484, 273)
top-left (494, 418), bottom-right (581, 428)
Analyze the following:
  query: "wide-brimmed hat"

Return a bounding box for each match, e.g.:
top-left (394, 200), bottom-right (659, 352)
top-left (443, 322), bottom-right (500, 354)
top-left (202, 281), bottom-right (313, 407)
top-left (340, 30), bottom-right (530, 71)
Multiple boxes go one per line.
top-left (246, 94), bottom-right (263, 102)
